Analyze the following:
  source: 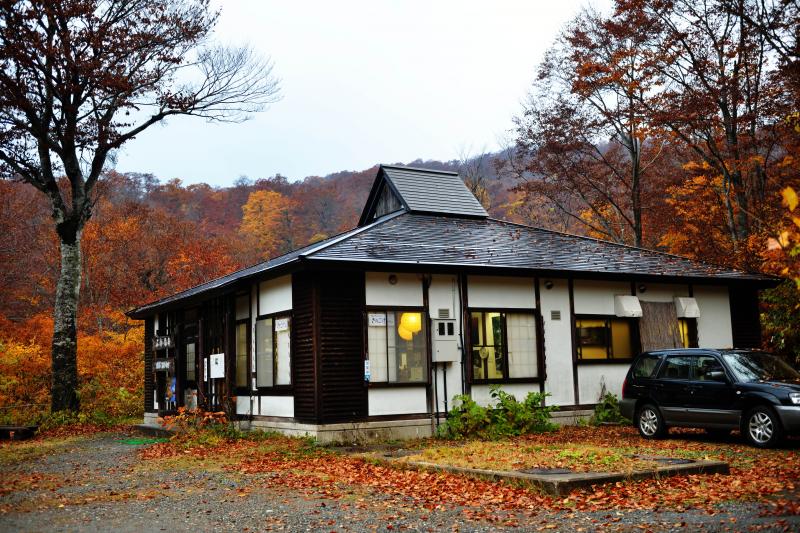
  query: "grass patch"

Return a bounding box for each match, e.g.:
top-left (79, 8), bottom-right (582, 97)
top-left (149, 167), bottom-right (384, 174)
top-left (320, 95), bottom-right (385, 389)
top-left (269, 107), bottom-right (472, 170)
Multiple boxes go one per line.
top-left (0, 435), bottom-right (89, 466)
top-left (392, 440), bottom-right (661, 474)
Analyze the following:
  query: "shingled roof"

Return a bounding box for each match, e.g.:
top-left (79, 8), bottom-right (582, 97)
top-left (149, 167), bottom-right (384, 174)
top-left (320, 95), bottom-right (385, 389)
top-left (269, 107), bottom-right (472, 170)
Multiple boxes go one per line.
top-left (358, 165), bottom-right (488, 225)
top-left (128, 167), bottom-right (777, 318)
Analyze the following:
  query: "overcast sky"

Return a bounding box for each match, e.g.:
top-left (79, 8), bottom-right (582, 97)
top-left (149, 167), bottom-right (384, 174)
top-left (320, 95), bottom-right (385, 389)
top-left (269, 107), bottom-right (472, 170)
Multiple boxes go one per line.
top-left (114, 1), bottom-right (607, 186)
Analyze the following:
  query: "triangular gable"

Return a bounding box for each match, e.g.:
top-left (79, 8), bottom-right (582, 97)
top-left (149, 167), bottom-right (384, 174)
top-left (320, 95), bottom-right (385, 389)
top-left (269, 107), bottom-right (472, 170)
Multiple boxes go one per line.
top-left (358, 165), bottom-right (488, 226)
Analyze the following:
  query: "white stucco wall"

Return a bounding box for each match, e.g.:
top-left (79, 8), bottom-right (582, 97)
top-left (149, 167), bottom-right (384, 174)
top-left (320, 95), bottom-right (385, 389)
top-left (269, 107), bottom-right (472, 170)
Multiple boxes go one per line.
top-left (694, 285), bottom-right (734, 348)
top-left (539, 278), bottom-right (575, 406)
top-left (365, 272), bottom-right (423, 307)
top-left (470, 383), bottom-right (542, 407)
top-left (258, 275), bottom-right (292, 316)
top-left (573, 280), bottom-right (631, 315)
top-left (368, 387), bottom-right (428, 416)
top-left (427, 275), bottom-right (464, 412)
top-left (635, 283), bottom-right (690, 302)
top-left (236, 395), bottom-right (295, 417)
top-left (467, 275), bottom-right (536, 309)
top-left (577, 364), bottom-right (628, 404)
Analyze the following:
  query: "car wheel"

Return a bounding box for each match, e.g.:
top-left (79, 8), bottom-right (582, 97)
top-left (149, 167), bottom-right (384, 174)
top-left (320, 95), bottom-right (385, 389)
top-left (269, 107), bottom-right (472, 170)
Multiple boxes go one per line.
top-left (637, 403), bottom-right (667, 439)
top-left (743, 406), bottom-right (783, 448)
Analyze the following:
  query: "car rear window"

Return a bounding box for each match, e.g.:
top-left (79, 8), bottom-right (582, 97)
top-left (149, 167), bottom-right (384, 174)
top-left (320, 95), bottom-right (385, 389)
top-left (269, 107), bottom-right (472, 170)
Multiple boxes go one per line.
top-left (631, 354), bottom-right (661, 378)
top-left (658, 355), bottom-right (692, 380)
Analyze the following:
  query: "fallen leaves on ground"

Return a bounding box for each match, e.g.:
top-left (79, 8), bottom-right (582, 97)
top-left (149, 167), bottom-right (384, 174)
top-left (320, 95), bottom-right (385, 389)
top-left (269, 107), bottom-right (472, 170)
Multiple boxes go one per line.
top-left (137, 425), bottom-right (800, 521)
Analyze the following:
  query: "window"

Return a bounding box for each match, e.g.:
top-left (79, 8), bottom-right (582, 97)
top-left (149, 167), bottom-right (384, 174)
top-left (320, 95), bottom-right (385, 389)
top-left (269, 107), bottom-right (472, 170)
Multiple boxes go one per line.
top-left (186, 342), bottom-right (196, 383)
top-left (631, 353), bottom-right (661, 379)
top-left (678, 318), bottom-right (698, 348)
top-left (658, 355), bottom-right (692, 380)
top-left (694, 355), bottom-right (726, 381)
top-left (367, 310), bottom-right (427, 384)
top-left (235, 322), bottom-right (249, 388)
top-left (255, 315), bottom-right (292, 388)
top-left (575, 316), bottom-right (637, 361)
top-left (470, 310), bottom-right (539, 382)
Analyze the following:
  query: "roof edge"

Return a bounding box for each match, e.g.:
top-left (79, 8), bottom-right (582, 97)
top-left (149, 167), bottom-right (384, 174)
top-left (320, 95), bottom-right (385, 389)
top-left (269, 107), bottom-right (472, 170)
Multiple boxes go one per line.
top-left (485, 217), bottom-right (778, 282)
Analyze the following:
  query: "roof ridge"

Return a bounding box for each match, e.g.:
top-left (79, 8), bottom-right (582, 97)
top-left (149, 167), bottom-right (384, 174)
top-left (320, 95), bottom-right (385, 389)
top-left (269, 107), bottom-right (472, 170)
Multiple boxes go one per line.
top-left (380, 163), bottom-right (459, 175)
top-left (485, 217), bottom-right (762, 277)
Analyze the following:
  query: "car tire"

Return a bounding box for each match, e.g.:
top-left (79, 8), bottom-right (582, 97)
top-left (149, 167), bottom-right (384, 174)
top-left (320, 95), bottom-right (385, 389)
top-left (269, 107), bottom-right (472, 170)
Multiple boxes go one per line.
top-left (742, 406), bottom-right (783, 448)
top-left (637, 403), bottom-right (667, 439)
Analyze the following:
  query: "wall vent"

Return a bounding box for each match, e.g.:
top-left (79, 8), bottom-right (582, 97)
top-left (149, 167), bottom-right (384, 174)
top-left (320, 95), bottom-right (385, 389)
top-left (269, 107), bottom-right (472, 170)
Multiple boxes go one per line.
top-left (550, 310), bottom-right (562, 321)
top-left (438, 308), bottom-right (450, 319)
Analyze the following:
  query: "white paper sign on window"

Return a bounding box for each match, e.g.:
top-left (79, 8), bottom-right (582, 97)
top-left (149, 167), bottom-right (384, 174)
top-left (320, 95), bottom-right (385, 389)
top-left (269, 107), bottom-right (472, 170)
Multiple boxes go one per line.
top-left (275, 318), bottom-right (290, 332)
top-left (368, 313), bottom-right (387, 327)
top-left (209, 353), bottom-right (225, 379)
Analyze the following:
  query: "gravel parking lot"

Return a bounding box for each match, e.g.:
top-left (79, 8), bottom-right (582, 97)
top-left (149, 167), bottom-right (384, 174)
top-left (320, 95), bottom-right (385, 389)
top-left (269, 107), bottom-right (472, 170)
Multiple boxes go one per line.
top-left (1, 430), bottom-right (798, 532)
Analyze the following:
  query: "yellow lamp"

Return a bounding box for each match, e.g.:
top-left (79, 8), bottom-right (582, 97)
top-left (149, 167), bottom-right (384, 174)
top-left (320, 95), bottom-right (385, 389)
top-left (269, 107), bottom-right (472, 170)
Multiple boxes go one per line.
top-left (397, 325), bottom-right (413, 341)
top-left (400, 312), bottom-right (422, 334)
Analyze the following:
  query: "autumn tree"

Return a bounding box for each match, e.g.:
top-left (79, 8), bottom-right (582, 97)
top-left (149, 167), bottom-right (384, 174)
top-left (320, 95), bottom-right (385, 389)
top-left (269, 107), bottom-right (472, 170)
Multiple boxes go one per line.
top-left (509, 8), bottom-right (666, 247)
top-left (619, 0), bottom-right (790, 250)
top-left (239, 190), bottom-right (297, 261)
top-left (0, 1), bottom-right (280, 412)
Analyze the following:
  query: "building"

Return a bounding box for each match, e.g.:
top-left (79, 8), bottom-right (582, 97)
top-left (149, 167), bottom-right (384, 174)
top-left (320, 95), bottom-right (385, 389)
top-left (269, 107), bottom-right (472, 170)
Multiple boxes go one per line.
top-left (128, 165), bottom-right (775, 442)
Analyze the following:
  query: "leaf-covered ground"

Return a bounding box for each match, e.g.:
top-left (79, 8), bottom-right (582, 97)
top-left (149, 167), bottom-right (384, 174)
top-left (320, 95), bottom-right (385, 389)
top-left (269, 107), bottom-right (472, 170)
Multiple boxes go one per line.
top-left (1, 425), bottom-right (799, 531)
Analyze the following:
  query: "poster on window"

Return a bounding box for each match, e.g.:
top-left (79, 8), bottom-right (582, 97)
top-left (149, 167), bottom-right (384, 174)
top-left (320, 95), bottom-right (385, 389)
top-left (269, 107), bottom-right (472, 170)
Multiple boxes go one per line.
top-left (209, 353), bottom-right (225, 379)
top-left (275, 318), bottom-right (290, 332)
top-left (368, 313), bottom-right (386, 326)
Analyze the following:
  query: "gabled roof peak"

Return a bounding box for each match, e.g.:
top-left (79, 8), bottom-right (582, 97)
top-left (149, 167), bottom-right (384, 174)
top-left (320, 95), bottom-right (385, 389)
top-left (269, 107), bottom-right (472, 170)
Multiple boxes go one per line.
top-left (358, 164), bottom-right (488, 226)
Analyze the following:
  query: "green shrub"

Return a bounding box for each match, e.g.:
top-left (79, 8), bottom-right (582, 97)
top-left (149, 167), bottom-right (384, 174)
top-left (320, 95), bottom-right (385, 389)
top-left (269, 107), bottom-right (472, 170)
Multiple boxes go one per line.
top-left (590, 393), bottom-right (629, 425)
top-left (438, 386), bottom-right (557, 439)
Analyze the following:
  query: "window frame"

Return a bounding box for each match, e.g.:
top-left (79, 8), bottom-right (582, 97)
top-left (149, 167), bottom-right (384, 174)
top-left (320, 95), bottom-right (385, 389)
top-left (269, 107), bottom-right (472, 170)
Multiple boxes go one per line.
top-left (573, 314), bottom-right (640, 364)
top-left (233, 317), bottom-right (251, 393)
top-left (254, 311), bottom-right (294, 395)
top-left (468, 307), bottom-right (543, 385)
top-left (365, 305), bottom-right (430, 388)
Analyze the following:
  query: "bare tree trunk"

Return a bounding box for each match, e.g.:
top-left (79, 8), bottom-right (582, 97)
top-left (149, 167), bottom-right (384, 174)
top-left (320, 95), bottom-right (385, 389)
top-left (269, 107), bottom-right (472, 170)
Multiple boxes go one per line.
top-left (51, 231), bottom-right (82, 412)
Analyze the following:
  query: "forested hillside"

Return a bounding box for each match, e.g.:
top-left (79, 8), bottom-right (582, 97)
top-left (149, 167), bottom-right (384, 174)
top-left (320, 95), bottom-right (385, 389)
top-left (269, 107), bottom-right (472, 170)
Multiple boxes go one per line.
top-left (1, 0), bottom-right (798, 426)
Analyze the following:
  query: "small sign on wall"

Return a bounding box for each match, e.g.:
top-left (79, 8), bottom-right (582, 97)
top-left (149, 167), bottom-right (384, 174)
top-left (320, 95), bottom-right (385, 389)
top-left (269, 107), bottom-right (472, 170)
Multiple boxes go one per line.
top-left (154, 359), bottom-right (173, 372)
top-left (275, 318), bottom-right (290, 332)
top-left (152, 336), bottom-right (174, 350)
top-left (368, 313), bottom-right (386, 326)
top-left (364, 360), bottom-right (371, 382)
top-left (209, 353), bottom-right (225, 379)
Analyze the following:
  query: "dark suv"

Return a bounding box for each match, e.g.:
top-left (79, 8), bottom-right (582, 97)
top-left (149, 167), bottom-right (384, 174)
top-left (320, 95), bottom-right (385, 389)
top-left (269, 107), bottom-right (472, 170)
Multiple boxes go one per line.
top-left (620, 349), bottom-right (800, 448)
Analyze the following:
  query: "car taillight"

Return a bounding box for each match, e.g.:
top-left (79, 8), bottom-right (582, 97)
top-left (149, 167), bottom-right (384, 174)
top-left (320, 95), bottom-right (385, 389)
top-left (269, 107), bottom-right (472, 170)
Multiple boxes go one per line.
top-left (622, 377), bottom-right (629, 398)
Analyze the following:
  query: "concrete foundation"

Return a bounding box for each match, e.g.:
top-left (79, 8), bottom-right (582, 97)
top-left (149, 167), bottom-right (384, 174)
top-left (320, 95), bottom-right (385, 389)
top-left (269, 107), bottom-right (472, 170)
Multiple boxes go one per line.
top-left (241, 416), bottom-right (436, 444)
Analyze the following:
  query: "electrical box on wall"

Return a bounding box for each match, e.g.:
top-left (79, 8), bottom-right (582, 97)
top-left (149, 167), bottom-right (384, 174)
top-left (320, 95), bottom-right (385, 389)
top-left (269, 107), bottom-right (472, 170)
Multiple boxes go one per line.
top-left (431, 319), bottom-right (459, 363)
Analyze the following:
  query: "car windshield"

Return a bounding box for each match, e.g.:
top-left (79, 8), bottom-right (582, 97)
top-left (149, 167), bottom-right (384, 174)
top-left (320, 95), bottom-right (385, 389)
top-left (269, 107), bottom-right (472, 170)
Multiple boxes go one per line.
top-left (722, 352), bottom-right (800, 383)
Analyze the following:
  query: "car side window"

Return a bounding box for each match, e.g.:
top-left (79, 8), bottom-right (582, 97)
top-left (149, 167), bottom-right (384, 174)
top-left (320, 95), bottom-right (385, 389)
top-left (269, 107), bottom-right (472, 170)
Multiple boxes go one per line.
top-left (657, 355), bottom-right (692, 380)
top-left (632, 354), bottom-right (661, 378)
top-left (694, 355), bottom-right (726, 381)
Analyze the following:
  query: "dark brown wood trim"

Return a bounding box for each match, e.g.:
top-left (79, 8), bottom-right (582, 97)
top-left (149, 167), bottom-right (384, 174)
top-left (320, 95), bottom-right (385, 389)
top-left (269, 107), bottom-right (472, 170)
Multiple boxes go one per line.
top-left (534, 277), bottom-right (545, 393)
top-left (470, 377), bottom-right (544, 385)
top-left (553, 404), bottom-right (599, 412)
top-left (460, 273), bottom-right (471, 395)
top-left (368, 381), bottom-right (428, 389)
top-left (568, 278), bottom-right (580, 405)
top-left (253, 385), bottom-right (294, 396)
top-left (312, 277), bottom-right (321, 423)
top-left (364, 413), bottom-right (431, 422)
top-left (575, 359), bottom-right (634, 366)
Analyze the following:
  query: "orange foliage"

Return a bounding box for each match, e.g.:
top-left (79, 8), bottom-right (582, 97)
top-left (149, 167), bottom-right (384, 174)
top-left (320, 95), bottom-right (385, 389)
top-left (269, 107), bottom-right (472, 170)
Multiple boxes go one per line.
top-left (0, 313), bottom-right (143, 423)
top-left (239, 189), bottom-right (297, 261)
